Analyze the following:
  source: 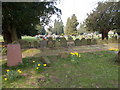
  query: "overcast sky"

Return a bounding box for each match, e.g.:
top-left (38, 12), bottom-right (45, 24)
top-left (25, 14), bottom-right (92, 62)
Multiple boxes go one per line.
top-left (50, 0), bottom-right (106, 27)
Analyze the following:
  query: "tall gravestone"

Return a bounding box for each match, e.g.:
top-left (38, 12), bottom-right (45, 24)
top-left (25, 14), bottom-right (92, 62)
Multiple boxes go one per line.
top-left (7, 43), bottom-right (22, 66)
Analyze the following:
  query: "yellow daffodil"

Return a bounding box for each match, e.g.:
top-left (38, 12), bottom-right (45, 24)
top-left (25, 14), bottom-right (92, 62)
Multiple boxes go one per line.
top-left (75, 52), bottom-right (79, 56)
top-left (6, 69), bottom-right (10, 72)
top-left (114, 49), bottom-right (119, 51)
top-left (4, 78), bottom-right (8, 81)
top-left (43, 64), bottom-right (47, 66)
top-left (36, 67), bottom-right (39, 69)
top-left (18, 71), bottom-right (22, 73)
top-left (109, 48), bottom-right (114, 51)
top-left (78, 54), bottom-right (81, 57)
top-left (33, 61), bottom-right (35, 63)
top-left (17, 69), bottom-right (20, 72)
top-left (17, 69), bottom-right (22, 73)
top-left (38, 64), bottom-right (41, 66)
top-left (70, 52), bottom-right (75, 55)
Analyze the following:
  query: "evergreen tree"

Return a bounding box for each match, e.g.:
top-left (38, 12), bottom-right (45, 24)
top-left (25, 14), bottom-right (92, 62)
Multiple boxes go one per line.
top-left (65, 14), bottom-right (79, 35)
top-left (53, 19), bottom-right (64, 35)
top-left (2, 2), bottom-right (61, 44)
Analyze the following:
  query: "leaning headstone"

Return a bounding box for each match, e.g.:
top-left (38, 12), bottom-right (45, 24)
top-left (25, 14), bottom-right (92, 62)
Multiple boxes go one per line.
top-left (7, 42), bottom-right (22, 66)
top-left (81, 38), bottom-right (87, 45)
top-left (74, 39), bottom-right (81, 46)
top-left (60, 37), bottom-right (67, 47)
top-left (87, 39), bottom-right (91, 45)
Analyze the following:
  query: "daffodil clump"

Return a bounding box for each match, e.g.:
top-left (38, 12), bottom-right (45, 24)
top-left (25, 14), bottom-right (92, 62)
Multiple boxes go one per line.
top-left (70, 52), bottom-right (81, 64)
top-left (109, 48), bottom-right (119, 51)
top-left (3, 69), bottom-right (23, 82)
top-left (34, 63), bottom-right (47, 73)
top-left (70, 52), bottom-right (81, 57)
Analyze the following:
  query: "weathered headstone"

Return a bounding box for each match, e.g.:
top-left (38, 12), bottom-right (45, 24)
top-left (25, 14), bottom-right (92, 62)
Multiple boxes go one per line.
top-left (60, 37), bottom-right (67, 47)
top-left (81, 38), bottom-right (87, 45)
top-left (28, 42), bottom-right (32, 48)
top-left (74, 39), bottom-right (81, 46)
top-left (91, 39), bottom-right (97, 45)
top-left (40, 40), bottom-right (47, 48)
top-left (87, 39), bottom-right (91, 45)
top-left (55, 41), bottom-right (61, 47)
top-left (47, 40), bottom-right (54, 48)
top-left (7, 43), bottom-right (22, 66)
top-left (34, 41), bottom-right (39, 48)
top-left (67, 41), bottom-right (75, 47)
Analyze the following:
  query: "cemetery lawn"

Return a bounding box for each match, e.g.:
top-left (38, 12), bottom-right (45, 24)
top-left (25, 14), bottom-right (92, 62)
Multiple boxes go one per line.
top-left (2, 51), bottom-right (118, 88)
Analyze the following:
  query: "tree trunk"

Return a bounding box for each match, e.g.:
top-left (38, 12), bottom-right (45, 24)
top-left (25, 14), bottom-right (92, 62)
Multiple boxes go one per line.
top-left (3, 25), bottom-right (12, 44)
top-left (3, 24), bottom-right (18, 44)
top-left (10, 25), bottom-right (18, 42)
top-left (102, 29), bottom-right (109, 40)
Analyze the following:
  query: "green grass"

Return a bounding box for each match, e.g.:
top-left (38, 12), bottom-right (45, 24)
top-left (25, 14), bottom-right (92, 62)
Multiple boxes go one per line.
top-left (0, 36), bottom-right (39, 42)
top-left (21, 36), bottom-right (39, 42)
top-left (1, 51), bottom-right (118, 88)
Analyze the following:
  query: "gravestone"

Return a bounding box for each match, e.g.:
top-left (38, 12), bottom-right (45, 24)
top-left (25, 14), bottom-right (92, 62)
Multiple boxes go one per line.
top-left (91, 39), bottom-right (97, 45)
top-left (55, 41), bottom-right (61, 47)
top-left (47, 40), bottom-right (54, 48)
top-left (74, 39), bottom-right (81, 46)
top-left (7, 43), bottom-right (22, 66)
top-left (40, 40), bottom-right (47, 48)
top-left (81, 38), bottom-right (87, 45)
top-left (67, 41), bottom-right (75, 47)
top-left (28, 42), bottom-right (32, 48)
top-left (87, 39), bottom-right (91, 45)
top-left (34, 41), bottom-right (39, 48)
top-left (60, 37), bottom-right (67, 47)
